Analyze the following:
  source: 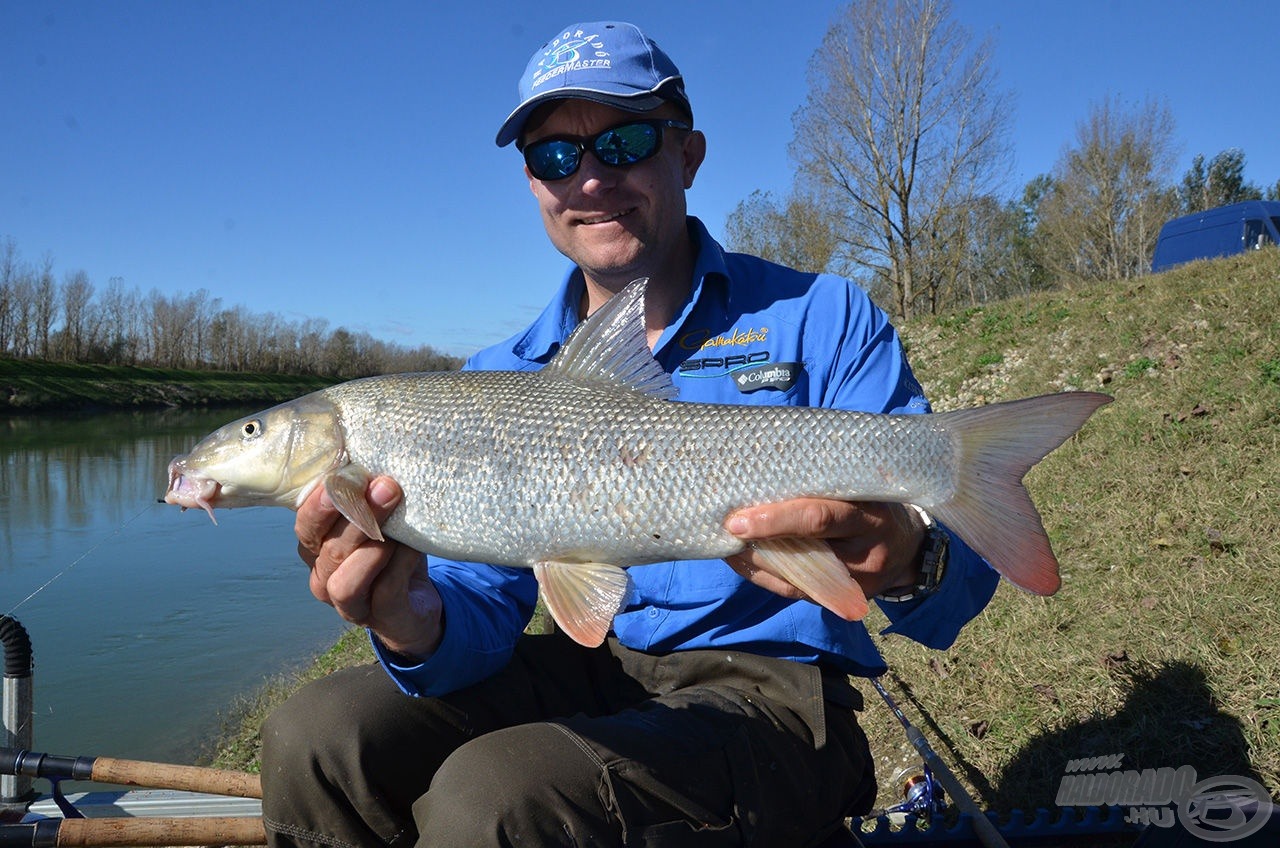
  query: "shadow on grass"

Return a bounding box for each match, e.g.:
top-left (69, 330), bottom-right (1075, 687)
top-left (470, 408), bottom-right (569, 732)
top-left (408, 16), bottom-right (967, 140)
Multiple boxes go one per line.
top-left (990, 659), bottom-right (1261, 811)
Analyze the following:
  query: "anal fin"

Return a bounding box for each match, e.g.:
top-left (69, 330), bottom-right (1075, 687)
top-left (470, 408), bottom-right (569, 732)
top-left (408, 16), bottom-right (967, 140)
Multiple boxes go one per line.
top-left (533, 561), bottom-right (633, 648)
top-left (749, 538), bottom-right (869, 621)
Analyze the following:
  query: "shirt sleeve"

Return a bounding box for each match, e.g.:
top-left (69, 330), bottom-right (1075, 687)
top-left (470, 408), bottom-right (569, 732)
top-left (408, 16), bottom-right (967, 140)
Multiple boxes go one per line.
top-left (874, 532), bottom-right (996, 649)
top-left (372, 559), bottom-right (538, 697)
top-left (820, 278), bottom-right (999, 649)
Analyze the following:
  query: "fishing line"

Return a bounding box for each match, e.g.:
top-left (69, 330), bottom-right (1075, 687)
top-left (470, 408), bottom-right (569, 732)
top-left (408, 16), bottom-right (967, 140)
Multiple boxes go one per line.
top-left (3, 502), bottom-right (156, 618)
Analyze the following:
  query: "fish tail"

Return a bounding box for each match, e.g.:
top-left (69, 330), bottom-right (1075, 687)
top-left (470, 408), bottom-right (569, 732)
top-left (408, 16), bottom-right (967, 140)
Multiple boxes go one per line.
top-left (927, 391), bottom-right (1111, 595)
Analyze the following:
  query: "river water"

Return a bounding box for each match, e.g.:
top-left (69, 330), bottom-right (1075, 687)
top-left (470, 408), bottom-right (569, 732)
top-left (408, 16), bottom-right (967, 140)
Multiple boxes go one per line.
top-left (0, 407), bottom-right (349, 764)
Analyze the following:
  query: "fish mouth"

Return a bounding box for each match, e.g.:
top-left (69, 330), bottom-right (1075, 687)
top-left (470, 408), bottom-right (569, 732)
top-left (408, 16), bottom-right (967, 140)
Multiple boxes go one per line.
top-left (164, 459), bottom-right (220, 524)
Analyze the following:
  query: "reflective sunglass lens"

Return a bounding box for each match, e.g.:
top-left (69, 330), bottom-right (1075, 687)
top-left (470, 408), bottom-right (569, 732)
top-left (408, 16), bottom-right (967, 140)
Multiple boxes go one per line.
top-left (526, 141), bottom-right (579, 181)
top-left (595, 123), bottom-right (659, 166)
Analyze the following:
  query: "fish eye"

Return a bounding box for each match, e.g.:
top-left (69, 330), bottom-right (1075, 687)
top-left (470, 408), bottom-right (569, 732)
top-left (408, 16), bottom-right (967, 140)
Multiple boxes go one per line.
top-left (241, 419), bottom-right (263, 439)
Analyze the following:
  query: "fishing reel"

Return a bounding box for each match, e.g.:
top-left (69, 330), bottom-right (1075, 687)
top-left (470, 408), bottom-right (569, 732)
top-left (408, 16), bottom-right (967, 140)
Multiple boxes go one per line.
top-left (882, 762), bottom-right (947, 823)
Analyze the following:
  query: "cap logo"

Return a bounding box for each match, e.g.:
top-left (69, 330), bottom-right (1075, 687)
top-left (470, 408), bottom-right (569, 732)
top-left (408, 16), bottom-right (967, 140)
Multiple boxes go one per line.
top-left (533, 29), bottom-right (611, 90)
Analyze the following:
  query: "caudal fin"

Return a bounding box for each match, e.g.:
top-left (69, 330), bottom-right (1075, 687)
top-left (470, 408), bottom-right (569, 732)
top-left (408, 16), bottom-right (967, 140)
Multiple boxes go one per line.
top-left (928, 392), bottom-right (1111, 595)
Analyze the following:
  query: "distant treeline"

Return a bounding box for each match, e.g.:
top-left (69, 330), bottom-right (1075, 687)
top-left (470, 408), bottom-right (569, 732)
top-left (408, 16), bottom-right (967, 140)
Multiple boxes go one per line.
top-left (0, 237), bottom-right (461, 378)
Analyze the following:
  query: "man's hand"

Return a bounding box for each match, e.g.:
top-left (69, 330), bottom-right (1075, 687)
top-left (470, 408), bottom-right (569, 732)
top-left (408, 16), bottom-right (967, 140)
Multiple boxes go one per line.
top-left (724, 498), bottom-right (926, 602)
top-left (296, 475), bottom-right (443, 661)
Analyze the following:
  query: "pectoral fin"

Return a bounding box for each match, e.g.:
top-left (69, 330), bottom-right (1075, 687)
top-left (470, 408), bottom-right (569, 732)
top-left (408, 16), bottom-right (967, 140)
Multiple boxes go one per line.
top-left (748, 538), bottom-right (869, 621)
top-left (533, 561), bottom-right (633, 648)
top-left (322, 467), bottom-right (384, 542)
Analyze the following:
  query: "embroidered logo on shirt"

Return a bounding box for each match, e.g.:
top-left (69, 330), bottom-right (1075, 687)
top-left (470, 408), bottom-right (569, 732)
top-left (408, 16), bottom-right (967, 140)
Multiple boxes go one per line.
top-left (732, 362), bottom-right (803, 393)
top-left (678, 350), bottom-right (771, 376)
top-left (679, 326), bottom-right (770, 351)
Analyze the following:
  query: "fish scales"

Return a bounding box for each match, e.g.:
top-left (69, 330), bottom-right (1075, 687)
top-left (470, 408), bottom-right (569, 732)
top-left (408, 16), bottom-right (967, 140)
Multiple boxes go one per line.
top-left (324, 370), bottom-right (956, 569)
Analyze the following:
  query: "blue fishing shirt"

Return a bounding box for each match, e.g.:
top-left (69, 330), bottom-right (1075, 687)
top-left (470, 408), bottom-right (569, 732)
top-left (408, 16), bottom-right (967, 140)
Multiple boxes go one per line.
top-left (376, 217), bottom-right (999, 697)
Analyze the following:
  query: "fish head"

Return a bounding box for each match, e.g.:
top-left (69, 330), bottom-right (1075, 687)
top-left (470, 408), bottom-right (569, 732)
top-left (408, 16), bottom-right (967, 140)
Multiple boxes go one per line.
top-left (164, 394), bottom-right (346, 520)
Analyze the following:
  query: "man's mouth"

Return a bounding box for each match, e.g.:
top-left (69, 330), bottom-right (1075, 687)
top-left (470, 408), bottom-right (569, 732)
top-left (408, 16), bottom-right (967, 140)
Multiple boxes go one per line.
top-left (579, 208), bottom-right (633, 226)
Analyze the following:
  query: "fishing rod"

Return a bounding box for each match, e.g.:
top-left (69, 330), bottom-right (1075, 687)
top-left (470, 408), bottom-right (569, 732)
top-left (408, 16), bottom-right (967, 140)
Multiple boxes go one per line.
top-left (0, 815), bottom-right (265, 847)
top-left (0, 748), bottom-right (262, 801)
top-left (870, 675), bottom-right (1011, 848)
top-left (1, 748), bottom-right (263, 847)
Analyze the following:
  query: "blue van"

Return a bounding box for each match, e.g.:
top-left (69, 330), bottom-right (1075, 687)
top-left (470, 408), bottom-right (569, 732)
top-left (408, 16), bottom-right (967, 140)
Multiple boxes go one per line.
top-left (1151, 200), bottom-right (1280, 272)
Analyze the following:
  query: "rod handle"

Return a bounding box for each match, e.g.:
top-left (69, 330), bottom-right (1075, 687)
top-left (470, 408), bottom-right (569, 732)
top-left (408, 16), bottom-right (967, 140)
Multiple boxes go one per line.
top-left (89, 757), bottom-right (262, 800)
top-left (54, 816), bottom-right (265, 847)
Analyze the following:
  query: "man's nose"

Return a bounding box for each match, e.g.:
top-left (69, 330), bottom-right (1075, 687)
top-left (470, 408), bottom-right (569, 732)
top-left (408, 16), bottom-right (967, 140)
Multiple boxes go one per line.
top-left (575, 152), bottom-right (622, 194)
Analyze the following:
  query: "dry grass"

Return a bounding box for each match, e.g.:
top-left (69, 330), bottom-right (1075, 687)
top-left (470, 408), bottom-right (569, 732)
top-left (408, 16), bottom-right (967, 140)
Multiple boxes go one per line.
top-left (864, 248), bottom-right (1280, 811)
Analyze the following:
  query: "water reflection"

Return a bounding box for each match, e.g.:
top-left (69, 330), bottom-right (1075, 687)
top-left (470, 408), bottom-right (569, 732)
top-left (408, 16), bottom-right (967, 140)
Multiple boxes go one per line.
top-left (1, 411), bottom-right (212, 568)
top-left (1, 408), bottom-right (347, 764)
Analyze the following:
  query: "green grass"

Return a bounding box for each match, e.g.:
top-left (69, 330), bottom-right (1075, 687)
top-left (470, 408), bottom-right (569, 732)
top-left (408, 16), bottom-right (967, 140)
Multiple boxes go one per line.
top-left (0, 358), bottom-right (337, 410)
top-left (206, 249), bottom-right (1280, 814)
top-left (864, 248), bottom-right (1280, 811)
top-left (202, 627), bottom-right (376, 773)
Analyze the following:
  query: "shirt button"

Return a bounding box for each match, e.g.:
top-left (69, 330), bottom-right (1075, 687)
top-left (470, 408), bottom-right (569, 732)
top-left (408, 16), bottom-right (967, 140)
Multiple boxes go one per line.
top-left (647, 607), bottom-right (659, 618)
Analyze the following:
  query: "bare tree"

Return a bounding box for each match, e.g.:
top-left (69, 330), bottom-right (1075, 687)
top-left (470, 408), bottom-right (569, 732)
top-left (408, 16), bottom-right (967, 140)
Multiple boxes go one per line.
top-left (1036, 96), bottom-right (1180, 281)
top-left (99, 276), bottom-right (140, 364)
top-left (33, 255), bottom-right (57, 359)
top-left (297, 317), bottom-right (330, 375)
top-left (724, 188), bottom-right (840, 273)
top-left (0, 237), bottom-right (18, 355)
top-left (9, 270), bottom-right (34, 357)
top-left (58, 269), bottom-right (97, 361)
top-left (791, 0), bottom-right (1011, 319)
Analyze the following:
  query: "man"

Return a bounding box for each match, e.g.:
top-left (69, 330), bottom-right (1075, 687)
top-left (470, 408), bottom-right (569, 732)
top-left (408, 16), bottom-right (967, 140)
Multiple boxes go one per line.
top-left (261, 21), bottom-right (998, 847)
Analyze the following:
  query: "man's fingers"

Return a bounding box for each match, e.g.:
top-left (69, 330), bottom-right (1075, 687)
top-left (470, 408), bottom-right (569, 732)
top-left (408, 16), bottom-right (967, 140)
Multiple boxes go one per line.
top-left (295, 484), bottom-right (341, 556)
top-left (725, 498), bottom-right (867, 540)
top-left (324, 543), bottom-right (396, 624)
top-left (300, 476), bottom-right (404, 610)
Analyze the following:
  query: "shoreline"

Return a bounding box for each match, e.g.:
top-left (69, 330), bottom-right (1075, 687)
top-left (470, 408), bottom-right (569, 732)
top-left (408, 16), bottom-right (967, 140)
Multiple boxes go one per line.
top-left (1, 357), bottom-right (339, 413)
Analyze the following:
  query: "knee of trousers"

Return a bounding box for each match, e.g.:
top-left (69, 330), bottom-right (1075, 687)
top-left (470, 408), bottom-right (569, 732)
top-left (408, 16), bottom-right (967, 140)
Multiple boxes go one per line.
top-left (413, 722), bottom-right (608, 842)
top-left (260, 664), bottom-right (403, 801)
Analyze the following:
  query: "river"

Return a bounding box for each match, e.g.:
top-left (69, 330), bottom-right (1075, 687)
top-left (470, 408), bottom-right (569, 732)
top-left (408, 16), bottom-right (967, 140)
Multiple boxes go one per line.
top-left (0, 407), bottom-right (349, 764)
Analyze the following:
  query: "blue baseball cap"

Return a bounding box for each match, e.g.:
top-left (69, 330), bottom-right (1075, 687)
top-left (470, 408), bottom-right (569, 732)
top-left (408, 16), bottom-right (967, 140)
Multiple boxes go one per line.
top-left (496, 21), bottom-right (692, 148)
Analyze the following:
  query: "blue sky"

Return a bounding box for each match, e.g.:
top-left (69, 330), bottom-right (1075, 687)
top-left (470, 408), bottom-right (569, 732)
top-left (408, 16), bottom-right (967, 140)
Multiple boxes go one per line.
top-left (4, 1), bottom-right (1278, 358)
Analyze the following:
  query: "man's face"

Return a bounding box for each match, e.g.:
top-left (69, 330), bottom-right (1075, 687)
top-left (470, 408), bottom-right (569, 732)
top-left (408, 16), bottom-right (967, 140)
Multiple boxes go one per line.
top-left (521, 99), bottom-right (705, 291)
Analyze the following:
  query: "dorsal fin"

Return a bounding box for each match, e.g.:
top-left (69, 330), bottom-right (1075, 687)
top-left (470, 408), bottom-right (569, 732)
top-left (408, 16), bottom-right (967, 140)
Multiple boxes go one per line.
top-left (542, 277), bottom-right (678, 400)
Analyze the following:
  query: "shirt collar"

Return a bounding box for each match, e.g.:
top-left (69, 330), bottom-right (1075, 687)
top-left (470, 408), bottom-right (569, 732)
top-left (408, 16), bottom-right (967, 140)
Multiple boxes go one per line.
top-left (510, 267), bottom-right (585, 365)
top-left (510, 216), bottom-right (731, 365)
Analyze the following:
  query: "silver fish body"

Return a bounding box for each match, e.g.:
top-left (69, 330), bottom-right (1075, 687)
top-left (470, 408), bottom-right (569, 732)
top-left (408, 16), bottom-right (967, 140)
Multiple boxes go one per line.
top-left (166, 279), bottom-right (1109, 646)
top-left (325, 370), bottom-right (951, 567)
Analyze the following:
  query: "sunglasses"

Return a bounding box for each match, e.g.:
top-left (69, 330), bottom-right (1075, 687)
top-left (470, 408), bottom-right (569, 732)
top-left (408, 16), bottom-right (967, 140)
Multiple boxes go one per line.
top-left (521, 119), bottom-right (691, 182)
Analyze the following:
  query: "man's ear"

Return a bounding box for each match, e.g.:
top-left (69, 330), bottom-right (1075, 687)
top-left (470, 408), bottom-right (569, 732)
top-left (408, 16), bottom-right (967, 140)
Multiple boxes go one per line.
top-left (681, 130), bottom-right (707, 190)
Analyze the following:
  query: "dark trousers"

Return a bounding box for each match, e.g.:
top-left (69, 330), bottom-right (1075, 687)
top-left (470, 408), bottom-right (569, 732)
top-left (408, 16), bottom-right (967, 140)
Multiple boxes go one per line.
top-left (259, 632), bottom-right (875, 847)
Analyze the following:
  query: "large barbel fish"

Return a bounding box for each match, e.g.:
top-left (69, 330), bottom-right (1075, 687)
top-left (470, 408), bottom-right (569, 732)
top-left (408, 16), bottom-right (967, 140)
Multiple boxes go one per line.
top-left (165, 280), bottom-right (1109, 647)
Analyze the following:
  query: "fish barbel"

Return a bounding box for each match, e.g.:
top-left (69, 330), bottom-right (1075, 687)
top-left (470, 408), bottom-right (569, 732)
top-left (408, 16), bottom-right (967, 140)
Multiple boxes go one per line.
top-left (165, 279), bottom-right (1109, 647)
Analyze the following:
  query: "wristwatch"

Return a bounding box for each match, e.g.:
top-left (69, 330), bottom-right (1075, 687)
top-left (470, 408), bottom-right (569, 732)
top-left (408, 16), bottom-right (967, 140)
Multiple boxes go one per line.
top-left (877, 506), bottom-right (948, 603)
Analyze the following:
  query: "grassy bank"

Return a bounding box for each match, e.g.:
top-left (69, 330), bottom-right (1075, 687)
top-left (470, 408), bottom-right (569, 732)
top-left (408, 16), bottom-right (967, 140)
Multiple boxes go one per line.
top-left (0, 358), bottom-right (337, 411)
top-left (205, 250), bottom-right (1280, 812)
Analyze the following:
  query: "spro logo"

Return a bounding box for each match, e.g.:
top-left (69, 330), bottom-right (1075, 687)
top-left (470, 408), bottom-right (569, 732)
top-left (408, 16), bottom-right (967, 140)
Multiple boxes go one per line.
top-left (678, 350), bottom-right (771, 376)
